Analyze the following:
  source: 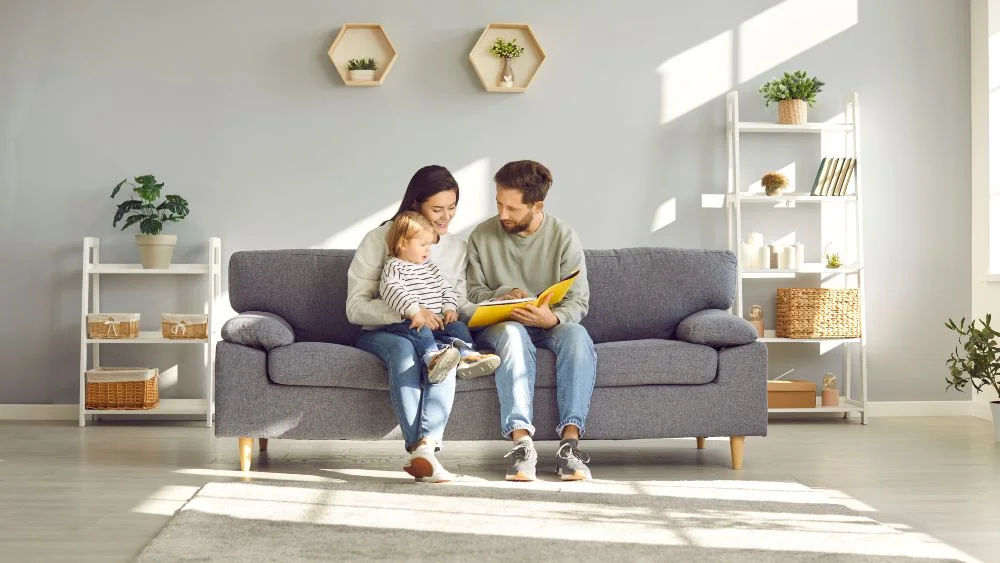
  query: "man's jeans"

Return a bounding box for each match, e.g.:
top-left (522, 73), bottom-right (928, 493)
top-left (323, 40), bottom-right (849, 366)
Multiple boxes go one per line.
top-left (380, 321), bottom-right (475, 365)
top-left (474, 321), bottom-right (597, 438)
top-left (356, 329), bottom-right (455, 450)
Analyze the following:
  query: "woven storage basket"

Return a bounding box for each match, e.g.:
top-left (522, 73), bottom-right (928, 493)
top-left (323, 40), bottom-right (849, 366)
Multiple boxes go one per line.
top-left (777, 99), bottom-right (807, 125)
top-left (161, 313), bottom-right (208, 339)
top-left (775, 288), bottom-right (860, 338)
top-left (85, 367), bottom-right (159, 410)
top-left (86, 313), bottom-right (140, 339)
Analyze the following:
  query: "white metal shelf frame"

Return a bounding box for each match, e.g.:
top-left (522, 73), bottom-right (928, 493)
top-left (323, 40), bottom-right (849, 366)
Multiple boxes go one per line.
top-left (725, 90), bottom-right (869, 423)
top-left (79, 237), bottom-right (222, 427)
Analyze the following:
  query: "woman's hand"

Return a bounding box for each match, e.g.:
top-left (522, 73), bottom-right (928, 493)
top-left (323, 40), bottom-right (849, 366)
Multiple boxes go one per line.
top-left (410, 307), bottom-right (444, 331)
top-left (443, 309), bottom-right (458, 325)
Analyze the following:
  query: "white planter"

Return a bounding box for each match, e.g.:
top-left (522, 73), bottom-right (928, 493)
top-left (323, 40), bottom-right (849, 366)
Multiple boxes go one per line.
top-left (992, 401), bottom-right (1000, 443)
top-left (349, 69), bottom-right (375, 81)
top-left (135, 234), bottom-right (177, 269)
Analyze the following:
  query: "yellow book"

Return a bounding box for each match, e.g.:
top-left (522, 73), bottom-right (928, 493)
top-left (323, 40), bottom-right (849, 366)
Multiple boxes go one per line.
top-left (467, 269), bottom-right (581, 328)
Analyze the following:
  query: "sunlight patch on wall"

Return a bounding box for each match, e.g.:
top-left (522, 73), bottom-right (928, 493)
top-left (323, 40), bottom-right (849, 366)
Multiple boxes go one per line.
top-left (658, 31), bottom-right (733, 124)
top-left (701, 194), bottom-right (726, 208)
top-left (738, 0), bottom-right (858, 82)
top-left (450, 157), bottom-right (493, 234)
top-left (651, 198), bottom-right (676, 232)
top-left (311, 201), bottom-right (401, 249)
top-left (989, 32), bottom-right (1000, 272)
top-left (746, 162), bottom-right (796, 194)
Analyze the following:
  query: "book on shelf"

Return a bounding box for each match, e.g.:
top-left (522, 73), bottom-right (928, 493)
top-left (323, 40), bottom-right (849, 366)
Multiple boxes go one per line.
top-left (809, 157), bottom-right (856, 196)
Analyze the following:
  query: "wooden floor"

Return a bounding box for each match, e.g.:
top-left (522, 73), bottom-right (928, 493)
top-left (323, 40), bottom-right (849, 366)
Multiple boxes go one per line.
top-left (0, 416), bottom-right (997, 562)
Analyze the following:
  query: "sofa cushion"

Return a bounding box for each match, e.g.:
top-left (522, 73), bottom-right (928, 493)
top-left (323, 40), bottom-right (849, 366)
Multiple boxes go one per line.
top-left (676, 309), bottom-right (758, 348)
top-left (456, 339), bottom-right (717, 392)
top-left (221, 311), bottom-right (296, 351)
top-left (268, 342), bottom-right (389, 391)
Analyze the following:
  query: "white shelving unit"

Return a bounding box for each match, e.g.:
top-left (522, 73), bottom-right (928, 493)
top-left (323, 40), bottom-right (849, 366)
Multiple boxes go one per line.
top-left (726, 90), bottom-right (869, 423)
top-left (79, 237), bottom-right (222, 427)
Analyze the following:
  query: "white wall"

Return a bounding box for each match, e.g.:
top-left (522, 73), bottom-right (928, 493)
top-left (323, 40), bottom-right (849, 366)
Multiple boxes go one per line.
top-left (0, 0), bottom-right (972, 406)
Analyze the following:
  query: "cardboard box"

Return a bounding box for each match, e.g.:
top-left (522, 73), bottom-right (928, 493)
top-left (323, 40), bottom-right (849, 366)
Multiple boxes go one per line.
top-left (767, 379), bottom-right (817, 408)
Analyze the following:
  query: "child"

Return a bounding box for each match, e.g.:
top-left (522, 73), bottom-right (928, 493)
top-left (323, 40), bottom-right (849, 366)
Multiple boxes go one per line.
top-left (379, 211), bottom-right (500, 383)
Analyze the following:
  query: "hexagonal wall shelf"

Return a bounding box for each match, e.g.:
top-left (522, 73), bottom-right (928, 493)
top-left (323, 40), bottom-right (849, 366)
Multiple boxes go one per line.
top-left (469, 23), bottom-right (546, 93)
top-left (327, 23), bottom-right (398, 87)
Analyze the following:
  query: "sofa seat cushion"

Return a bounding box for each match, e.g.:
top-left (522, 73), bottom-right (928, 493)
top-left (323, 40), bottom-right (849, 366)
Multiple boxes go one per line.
top-left (456, 338), bottom-right (717, 392)
top-left (268, 342), bottom-right (389, 391)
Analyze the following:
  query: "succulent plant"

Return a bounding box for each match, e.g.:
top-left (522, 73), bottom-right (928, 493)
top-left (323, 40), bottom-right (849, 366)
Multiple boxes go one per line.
top-left (347, 57), bottom-right (378, 71)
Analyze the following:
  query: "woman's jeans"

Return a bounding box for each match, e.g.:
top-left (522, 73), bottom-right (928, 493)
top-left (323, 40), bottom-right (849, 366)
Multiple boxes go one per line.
top-left (474, 321), bottom-right (597, 439)
top-left (378, 321), bottom-right (476, 365)
top-left (355, 329), bottom-right (456, 451)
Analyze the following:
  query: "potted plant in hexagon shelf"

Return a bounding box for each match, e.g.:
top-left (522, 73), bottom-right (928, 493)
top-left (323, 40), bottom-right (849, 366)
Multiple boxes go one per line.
top-left (945, 315), bottom-right (1000, 441)
top-left (111, 174), bottom-right (189, 269)
top-left (758, 70), bottom-right (824, 125)
top-left (488, 37), bottom-right (526, 88)
top-left (347, 58), bottom-right (378, 82)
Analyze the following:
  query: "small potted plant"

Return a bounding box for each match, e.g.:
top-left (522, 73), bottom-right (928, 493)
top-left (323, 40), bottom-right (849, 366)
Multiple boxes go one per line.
top-left (111, 174), bottom-right (189, 269)
top-left (488, 37), bottom-right (526, 88)
top-left (347, 58), bottom-right (378, 82)
top-left (945, 315), bottom-right (1000, 441)
top-left (761, 171), bottom-right (789, 196)
top-left (758, 70), bottom-right (825, 125)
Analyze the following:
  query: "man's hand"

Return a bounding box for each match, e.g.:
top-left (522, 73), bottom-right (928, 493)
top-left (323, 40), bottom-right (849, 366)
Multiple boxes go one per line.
top-left (410, 307), bottom-right (444, 331)
top-left (496, 288), bottom-right (530, 301)
top-left (509, 294), bottom-right (559, 329)
top-left (442, 309), bottom-right (458, 325)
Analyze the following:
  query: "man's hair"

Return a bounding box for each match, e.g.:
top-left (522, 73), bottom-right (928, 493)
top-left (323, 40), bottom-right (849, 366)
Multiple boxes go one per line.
top-left (494, 160), bottom-right (552, 205)
top-left (387, 211), bottom-right (438, 258)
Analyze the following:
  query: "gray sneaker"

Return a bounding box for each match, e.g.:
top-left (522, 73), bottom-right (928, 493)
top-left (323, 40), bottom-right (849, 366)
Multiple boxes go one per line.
top-left (426, 346), bottom-right (461, 384)
top-left (504, 437), bottom-right (537, 481)
top-left (555, 439), bottom-right (592, 481)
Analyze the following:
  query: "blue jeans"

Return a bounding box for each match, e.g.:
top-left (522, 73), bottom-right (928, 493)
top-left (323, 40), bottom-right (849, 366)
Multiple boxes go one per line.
top-left (355, 329), bottom-right (456, 451)
top-left (379, 321), bottom-right (475, 366)
top-left (474, 321), bottom-right (597, 438)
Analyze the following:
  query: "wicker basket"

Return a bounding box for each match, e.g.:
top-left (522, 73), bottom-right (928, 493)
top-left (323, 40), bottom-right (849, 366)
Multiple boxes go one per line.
top-left (86, 313), bottom-right (140, 339)
top-left (85, 367), bottom-right (159, 410)
top-left (775, 288), bottom-right (860, 338)
top-left (161, 313), bottom-right (208, 339)
top-left (777, 99), bottom-right (807, 125)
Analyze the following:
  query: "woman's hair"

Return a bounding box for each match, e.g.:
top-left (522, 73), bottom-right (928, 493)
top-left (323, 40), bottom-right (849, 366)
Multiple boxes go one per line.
top-left (387, 211), bottom-right (438, 258)
top-left (394, 165), bottom-right (459, 218)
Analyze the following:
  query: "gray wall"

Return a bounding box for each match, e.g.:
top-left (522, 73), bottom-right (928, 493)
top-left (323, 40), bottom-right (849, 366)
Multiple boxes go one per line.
top-left (0, 0), bottom-right (971, 405)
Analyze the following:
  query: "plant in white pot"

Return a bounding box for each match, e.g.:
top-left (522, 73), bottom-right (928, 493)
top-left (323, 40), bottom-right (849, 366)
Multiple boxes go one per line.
top-left (110, 174), bottom-right (189, 269)
top-left (945, 315), bottom-right (1000, 441)
top-left (758, 70), bottom-right (824, 125)
top-left (347, 57), bottom-right (378, 81)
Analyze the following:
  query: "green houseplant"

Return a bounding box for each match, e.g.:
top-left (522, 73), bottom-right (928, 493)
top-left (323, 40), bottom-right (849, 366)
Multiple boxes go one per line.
top-left (758, 70), bottom-right (825, 125)
top-left (111, 174), bottom-right (189, 269)
top-left (347, 57), bottom-right (378, 81)
top-left (488, 37), bottom-right (526, 88)
top-left (945, 315), bottom-right (1000, 441)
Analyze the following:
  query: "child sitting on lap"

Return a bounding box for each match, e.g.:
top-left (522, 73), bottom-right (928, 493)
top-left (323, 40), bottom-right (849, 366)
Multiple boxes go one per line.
top-left (378, 211), bottom-right (500, 382)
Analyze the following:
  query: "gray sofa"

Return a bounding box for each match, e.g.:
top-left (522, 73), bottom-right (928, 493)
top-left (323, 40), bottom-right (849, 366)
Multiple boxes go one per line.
top-left (215, 247), bottom-right (768, 472)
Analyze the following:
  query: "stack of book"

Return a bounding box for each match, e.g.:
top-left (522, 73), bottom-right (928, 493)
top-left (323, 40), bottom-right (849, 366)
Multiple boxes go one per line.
top-left (809, 157), bottom-right (856, 196)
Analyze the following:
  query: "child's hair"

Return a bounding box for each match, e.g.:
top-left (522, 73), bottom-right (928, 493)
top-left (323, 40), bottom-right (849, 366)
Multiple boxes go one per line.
top-left (387, 211), bottom-right (439, 258)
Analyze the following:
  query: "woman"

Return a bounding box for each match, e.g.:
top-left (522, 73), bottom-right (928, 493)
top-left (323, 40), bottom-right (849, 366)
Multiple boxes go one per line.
top-left (345, 165), bottom-right (474, 483)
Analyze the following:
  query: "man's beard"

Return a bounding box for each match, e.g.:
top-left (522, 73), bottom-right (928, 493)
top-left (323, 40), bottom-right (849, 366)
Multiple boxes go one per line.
top-left (501, 215), bottom-right (532, 234)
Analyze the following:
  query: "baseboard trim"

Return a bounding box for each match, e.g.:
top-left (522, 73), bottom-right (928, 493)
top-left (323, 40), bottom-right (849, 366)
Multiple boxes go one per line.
top-left (865, 401), bottom-right (973, 417)
top-left (0, 404), bottom-right (78, 421)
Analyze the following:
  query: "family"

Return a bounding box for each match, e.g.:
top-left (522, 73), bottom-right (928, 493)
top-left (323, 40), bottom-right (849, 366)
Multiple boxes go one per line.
top-left (345, 160), bottom-right (597, 483)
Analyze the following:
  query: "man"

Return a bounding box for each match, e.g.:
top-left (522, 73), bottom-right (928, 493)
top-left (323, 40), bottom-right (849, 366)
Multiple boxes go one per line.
top-left (466, 160), bottom-right (597, 481)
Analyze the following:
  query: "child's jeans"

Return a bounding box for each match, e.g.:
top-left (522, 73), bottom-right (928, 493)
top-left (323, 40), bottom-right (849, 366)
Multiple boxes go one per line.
top-left (380, 320), bottom-right (475, 365)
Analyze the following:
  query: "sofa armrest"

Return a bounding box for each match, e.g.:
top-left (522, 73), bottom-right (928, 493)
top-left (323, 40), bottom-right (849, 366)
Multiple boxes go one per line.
top-left (221, 311), bottom-right (295, 351)
top-left (676, 309), bottom-right (757, 348)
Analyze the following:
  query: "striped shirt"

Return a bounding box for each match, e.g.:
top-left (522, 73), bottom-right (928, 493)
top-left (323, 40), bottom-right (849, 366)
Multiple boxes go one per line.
top-left (379, 257), bottom-right (458, 317)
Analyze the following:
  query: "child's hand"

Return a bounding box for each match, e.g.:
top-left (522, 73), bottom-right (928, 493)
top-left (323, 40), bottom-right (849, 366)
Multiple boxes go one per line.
top-left (410, 307), bottom-right (443, 331)
top-left (443, 310), bottom-right (458, 325)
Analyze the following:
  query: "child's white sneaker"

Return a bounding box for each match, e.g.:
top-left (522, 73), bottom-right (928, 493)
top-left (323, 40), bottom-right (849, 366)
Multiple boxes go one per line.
top-left (404, 444), bottom-right (454, 483)
top-left (426, 346), bottom-right (461, 384)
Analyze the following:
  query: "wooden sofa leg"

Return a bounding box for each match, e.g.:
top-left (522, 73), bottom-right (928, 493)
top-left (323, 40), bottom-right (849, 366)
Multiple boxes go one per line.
top-left (730, 436), bottom-right (745, 470)
top-left (259, 438), bottom-right (268, 452)
top-left (696, 437), bottom-right (706, 449)
top-left (238, 437), bottom-right (253, 472)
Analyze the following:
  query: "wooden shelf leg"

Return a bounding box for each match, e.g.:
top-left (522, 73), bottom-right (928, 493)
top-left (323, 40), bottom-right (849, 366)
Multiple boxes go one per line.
top-left (258, 438), bottom-right (268, 452)
top-left (696, 437), bottom-right (706, 449)
top-left (238, 437), bottom-right (253, 472)
top-left (730, 436), bottom-right (745, 470)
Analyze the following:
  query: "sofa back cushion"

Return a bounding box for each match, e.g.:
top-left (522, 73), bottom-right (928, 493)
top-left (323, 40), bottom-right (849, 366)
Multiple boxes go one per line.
top-left (580, 248), bottom-right (736, 344)
top-left (228, 246), bottom-right (736, 345)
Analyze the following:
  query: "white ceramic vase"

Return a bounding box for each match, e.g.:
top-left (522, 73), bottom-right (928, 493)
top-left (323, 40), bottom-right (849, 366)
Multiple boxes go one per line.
top-left (992, 401), bottom-right (1000, 443)
top-left (349, 69), bottom-right (375, 81)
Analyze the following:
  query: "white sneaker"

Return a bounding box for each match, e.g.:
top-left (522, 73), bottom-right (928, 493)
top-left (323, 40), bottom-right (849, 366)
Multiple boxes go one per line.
top-left (404, 444), bottom-right (455, 483)
top-left (426, 347), bottom-right (461, 384)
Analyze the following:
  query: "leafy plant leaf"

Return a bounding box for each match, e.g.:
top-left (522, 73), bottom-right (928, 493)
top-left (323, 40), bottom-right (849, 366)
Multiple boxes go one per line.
top-left (120, 214), bottom-right (146, 231)
top-left (110, 179), bottom-right (128, 199)
top-left (113, 200), bottom-right (143, 226)
top-left (139, 216), bottom-right (162, 235)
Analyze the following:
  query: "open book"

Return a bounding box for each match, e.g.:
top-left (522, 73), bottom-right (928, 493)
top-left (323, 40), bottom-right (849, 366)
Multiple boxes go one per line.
top-left (467, 269), bottom-right (581, 328)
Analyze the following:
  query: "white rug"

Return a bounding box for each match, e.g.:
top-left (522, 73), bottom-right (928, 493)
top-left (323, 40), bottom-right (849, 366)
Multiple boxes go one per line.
top-left (135, 476), bottom-right (968, 562)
